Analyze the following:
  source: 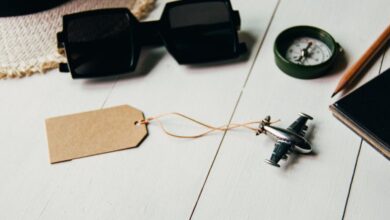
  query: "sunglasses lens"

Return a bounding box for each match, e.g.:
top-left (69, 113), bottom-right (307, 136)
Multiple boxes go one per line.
top-left (63, 10), bottom-right (136, 78)
top-left (165, 1), bottom-right (241, 63)
top-left (169, 2), bottom-right (230, 28)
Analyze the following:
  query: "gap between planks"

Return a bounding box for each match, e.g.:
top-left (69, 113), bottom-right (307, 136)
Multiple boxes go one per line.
top-left (341, 43), bottom-right (389, 220)
top-left (101, 77), bottom-right (119, 109)
top-left (188, 0), bottom-right (282, 219)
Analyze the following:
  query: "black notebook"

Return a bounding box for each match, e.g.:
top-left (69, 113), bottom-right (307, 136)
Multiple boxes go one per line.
top-left (330, 68), bottom-right (390, 159)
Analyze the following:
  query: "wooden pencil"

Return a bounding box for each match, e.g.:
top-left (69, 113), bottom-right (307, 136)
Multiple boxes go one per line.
top-left (332, 24), bottom-right (390, 97)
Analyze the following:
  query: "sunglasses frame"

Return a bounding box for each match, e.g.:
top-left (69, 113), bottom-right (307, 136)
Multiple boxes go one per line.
top-left (58, 8), bottom-right (141, 78)
top-left (158, 0), bottom-right (244, 64)
top-left (57, 0), bottom-right (246, 78)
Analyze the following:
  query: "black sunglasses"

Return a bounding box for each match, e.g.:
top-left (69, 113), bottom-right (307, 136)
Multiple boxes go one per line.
top-left (57, 0), bottom-right (247, 78)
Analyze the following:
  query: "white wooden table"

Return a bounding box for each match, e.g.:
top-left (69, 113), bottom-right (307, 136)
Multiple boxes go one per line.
top-left (0, 0), bottom-right (389, 219)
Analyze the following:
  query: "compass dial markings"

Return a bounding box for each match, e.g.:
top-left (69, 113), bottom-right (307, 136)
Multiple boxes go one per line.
top-left (285, 37), bottom-right (332, 66)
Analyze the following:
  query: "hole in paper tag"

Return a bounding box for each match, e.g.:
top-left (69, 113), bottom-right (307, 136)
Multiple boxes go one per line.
top-left (45, 105), bottom-right (148, 164)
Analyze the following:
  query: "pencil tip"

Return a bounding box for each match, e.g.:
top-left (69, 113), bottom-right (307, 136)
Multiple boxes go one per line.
top-left (331, 92), bottom-right (336, 98)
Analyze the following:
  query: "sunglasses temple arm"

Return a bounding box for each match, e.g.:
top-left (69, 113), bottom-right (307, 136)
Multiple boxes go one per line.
top-left (139, 20), bottom-right (164, 47)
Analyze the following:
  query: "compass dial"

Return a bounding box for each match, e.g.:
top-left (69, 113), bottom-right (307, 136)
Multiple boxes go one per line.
top-left (285, 37), bottom-right (332, 66)
top-left (274, 26), bottom-right (341, 79)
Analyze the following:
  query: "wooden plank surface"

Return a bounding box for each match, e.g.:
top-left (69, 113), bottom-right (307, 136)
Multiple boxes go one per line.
top-left (343, 45), bottom-right (390, 220)
top-left (191, 0), bottom-right (390, 219)
top-left (0, 74), bottom-right (117, 219)
top-left (0, 0), bottom-right (279, 219)
top-left (1, 0), bottom-right (389, 219)
top-left (98, 1), bottom-right (279, 219)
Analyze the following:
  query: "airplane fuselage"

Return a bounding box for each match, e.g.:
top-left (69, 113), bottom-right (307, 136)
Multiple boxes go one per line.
top-left (263, 125), bottom-right (312, 153)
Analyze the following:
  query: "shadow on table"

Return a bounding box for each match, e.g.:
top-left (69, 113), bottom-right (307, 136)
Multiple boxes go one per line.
top-left (327, 51), bottom-right (348, 78)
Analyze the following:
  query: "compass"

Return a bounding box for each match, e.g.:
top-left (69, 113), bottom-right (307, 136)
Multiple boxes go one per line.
top-left (274, 26), bottom-right (342, 79)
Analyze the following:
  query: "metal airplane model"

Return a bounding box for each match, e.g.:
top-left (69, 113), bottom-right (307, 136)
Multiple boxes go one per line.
top-left (257, 113), bottom-right (313, 167)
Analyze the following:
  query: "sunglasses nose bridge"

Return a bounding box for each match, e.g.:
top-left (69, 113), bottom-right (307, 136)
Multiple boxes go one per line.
top-left (139, 20), bottom-right (163, 46)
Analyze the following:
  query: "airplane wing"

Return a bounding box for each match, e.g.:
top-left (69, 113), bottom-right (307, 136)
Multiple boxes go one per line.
top-left (265, 140), bottom-right (292, 167)
top-left (287, 113), bottom-right (313, 136)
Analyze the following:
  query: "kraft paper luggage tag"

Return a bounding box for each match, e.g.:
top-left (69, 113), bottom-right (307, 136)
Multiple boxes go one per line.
top-left (45, 105), bottom-right (147, 164)
top-left (45, 104), bottom-right (302, 168)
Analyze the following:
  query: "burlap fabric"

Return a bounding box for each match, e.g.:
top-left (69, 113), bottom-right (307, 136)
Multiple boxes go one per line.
top-left (0, 0), bottom-right (155, 79)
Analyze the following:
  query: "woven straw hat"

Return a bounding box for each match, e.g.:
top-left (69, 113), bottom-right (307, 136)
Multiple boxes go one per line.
top-left (0, 0), bottom-right (155, 79)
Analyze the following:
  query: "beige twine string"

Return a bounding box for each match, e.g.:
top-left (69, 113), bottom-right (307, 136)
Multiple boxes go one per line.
top-left (135, 112), bottom-right (280, 139)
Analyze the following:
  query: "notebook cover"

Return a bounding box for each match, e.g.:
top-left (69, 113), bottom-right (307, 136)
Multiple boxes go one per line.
top-left (330, 68), bottom-right (390, 159)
